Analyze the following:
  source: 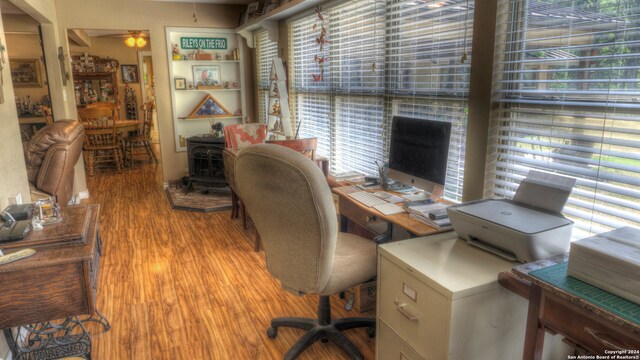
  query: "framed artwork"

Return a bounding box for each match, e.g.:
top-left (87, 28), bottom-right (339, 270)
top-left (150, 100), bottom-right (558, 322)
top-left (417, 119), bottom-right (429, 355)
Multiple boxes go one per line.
top-left (187, 94), bottom-right (232, 119)
top-left (122, 64), bottom-right (139, 83)
top-left (174, 77), bottom-right (186, 90)
top-left (10, 59), bottom-right (42, 87)
top-left (192, 65), bottom-right (221, 87)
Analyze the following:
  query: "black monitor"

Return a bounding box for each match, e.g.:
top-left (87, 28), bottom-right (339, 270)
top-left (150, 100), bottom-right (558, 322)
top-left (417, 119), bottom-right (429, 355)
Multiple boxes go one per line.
top-left (387, 116), bottom-right (452, 193)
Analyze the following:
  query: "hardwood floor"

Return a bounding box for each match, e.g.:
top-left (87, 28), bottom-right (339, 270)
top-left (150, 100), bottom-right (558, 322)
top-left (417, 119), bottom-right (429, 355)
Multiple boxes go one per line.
top-left (83, 162), bottom-right (376, 359)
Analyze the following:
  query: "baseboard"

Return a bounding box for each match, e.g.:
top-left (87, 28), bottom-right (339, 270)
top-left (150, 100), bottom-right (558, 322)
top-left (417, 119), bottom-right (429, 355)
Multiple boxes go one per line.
top-left (163, 182), bottom-right (170, 189)
top-left (72, 190), bottom-right (90, 205)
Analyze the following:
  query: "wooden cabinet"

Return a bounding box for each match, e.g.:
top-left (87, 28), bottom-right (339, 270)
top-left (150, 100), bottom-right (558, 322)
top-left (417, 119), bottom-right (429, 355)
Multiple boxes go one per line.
top-left (0, 205), bottom-right (102, 329)
top-left (377, 232), bottom-right (533, 360)
top-left (166, 27), bottom-right (247, 152)
top-left (72, 55), bottom-right (119, 106)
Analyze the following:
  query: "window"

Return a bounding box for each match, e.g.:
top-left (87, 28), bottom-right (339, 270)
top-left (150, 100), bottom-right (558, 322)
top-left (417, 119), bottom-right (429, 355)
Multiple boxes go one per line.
top-left (290, 0), bottom-right (473, 201)
top-left (255, 30), bottom-right (278, 125)
top-left (488, 0), bottom-right (640, 236)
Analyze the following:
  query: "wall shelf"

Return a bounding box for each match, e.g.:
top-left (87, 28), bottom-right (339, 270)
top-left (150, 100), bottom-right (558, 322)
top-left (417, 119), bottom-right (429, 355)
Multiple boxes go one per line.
top-left (167, 27), bottom-right (246, 152)
top-left (236, 0), bottom-right (326, 47)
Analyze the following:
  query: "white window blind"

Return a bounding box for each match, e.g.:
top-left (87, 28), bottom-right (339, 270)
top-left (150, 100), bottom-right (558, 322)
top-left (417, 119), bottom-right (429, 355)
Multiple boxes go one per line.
top-left (290, 0), bottom-right (474, 201)
top-left (385, 0), bottom-right (473, 201)
top-left (488, 0), bottom-right (640, 236)
top-left (255, 31), bottom-right (278, 125)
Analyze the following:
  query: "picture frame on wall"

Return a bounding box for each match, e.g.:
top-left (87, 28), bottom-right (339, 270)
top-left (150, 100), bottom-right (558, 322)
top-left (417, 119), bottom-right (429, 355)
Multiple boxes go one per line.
top-left (122, 64), bottom-right (139, 83)
top-left (10, 59), bottom-right (42, 87)
top-left (174, 77), bottom-right (187, 90)
top-left (192, 65), bottom-right (221, 87)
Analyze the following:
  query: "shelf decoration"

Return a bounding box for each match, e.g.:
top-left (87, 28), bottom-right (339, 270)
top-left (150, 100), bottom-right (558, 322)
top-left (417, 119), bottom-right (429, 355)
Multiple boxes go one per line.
top-left (186, 94), bottom-right (232, 119)
top-left (267, 58), bottom-right (292, 139)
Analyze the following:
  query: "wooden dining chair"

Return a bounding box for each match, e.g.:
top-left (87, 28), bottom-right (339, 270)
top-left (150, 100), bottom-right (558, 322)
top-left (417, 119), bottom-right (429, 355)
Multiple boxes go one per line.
top-left (40, 106), bottom-right (54, 125)
top-left (84, 102), bottom-right (120, 120)
top-left (124, 101), bottom-right (156, 165)
top-left (79, 107), bottom-right (122, 175)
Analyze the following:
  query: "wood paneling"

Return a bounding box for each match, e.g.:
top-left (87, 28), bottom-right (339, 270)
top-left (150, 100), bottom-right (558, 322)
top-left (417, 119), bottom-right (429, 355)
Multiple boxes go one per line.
top-left (83, 161), bottom-right (375, 359)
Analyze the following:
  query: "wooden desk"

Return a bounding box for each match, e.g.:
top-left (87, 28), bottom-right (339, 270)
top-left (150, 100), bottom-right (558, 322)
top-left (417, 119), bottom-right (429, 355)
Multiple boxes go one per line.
top-left (332, 185), bottom-right (444, 240)
top-left (499, 255), bottom-right (640, 358)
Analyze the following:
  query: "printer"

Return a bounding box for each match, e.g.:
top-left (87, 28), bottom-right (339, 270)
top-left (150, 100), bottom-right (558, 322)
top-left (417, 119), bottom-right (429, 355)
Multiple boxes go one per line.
top-left (447, 170), bottom-right (576, 263)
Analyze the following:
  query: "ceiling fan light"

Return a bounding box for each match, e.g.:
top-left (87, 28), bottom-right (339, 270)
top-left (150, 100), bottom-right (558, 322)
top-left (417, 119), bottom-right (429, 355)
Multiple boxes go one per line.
top-left (125, 36), bottom-right (136, 47)
top-left (136, 37), bottom-right (147, 48)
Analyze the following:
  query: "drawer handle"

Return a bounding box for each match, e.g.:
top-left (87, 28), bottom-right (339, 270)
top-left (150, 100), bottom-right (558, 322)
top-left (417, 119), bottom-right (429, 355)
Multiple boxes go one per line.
top-left (584, 327), bottom-right (625, 350)
top-left (394, 299), bottom-right (420, 322)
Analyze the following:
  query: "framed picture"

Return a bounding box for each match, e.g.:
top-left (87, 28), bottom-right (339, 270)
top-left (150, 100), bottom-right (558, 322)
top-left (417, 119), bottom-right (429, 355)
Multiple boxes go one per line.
top-left (192, 65), bottom-right (221, 87)
top-left (174, 77), bottom-right (186, 90)
top-left (10, 59), bottom-right (42, 87)
top-left (122, 64), bottom-right (139, 83)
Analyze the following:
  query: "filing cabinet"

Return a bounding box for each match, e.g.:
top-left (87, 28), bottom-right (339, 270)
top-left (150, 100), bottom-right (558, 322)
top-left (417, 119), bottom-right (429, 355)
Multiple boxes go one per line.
top-left (376, 232), bottom-right (529, 360)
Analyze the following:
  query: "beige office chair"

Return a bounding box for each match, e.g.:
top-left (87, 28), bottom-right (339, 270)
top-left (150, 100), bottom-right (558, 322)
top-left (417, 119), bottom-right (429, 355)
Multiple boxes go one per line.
top-left (235, 144), bottom-right (377, 360)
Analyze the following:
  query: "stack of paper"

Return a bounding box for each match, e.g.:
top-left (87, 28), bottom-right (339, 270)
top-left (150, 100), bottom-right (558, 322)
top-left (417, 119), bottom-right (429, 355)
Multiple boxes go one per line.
top-left (567, 227), bottom-right (640, 304)
top-left (406, 202), bottom-right (452, 230)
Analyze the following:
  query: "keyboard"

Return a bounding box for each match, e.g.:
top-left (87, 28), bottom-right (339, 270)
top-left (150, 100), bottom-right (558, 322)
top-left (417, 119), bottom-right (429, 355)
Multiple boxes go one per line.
top-left (348, 191), bottom-right (389, 207)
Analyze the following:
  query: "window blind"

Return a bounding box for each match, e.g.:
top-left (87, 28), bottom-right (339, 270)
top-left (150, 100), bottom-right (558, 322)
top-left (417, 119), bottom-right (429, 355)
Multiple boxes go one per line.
top-left (255, 31), bottom-right (278, 125)
top-left (290, 0), bottom-right (474, 201)
top-left (488, 0), bottom-right (640, 236)
top-left (385, 0), bottom-right (473, 201)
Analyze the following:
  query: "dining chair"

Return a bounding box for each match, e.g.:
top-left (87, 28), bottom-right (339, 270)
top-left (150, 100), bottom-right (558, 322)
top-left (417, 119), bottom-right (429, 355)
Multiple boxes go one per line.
top-left (222, 124), bottom-right (268, 230)
top-left (84, 102), bottom-right (120, 120)
top-left (124, 101), bottom-right (156, 165)
top-left (79, 107), bottom-right (122, 175)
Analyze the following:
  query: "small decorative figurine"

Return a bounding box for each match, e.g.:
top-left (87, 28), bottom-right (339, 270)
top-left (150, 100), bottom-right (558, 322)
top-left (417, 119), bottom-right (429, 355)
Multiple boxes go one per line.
top-left (272, 100), bottom-right (281, 115)
top-left (172, 44), bottom-right (181, 60)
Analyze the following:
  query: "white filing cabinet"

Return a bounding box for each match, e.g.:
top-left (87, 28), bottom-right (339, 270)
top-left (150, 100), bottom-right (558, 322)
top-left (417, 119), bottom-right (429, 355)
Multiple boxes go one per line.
top-left (376, 232), bottom-right (529, 360)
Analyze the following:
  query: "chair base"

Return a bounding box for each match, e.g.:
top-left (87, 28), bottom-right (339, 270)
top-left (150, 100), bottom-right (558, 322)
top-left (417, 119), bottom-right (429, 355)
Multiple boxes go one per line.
top-left (267, 295), bottom-right (375, 360)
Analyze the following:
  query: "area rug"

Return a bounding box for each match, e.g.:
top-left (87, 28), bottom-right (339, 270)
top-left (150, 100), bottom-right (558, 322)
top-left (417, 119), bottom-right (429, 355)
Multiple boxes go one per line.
top-left (165, 184), bottom-right (232, 212)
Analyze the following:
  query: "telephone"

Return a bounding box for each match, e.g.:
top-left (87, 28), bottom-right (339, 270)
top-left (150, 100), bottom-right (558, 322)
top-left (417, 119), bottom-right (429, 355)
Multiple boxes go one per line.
top-left (0, 205), bottom-right (32, 242)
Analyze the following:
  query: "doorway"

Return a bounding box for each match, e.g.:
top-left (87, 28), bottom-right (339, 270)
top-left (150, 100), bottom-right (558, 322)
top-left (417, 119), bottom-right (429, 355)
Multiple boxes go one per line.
top-left (1, 7), bottom-right (53, 142)
top-left (68, 28), bottom-right (162, 167)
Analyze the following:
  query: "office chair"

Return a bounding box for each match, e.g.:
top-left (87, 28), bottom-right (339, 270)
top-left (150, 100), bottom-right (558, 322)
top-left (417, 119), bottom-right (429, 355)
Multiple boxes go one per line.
top-left (235, 144), bottom-right (377, 360)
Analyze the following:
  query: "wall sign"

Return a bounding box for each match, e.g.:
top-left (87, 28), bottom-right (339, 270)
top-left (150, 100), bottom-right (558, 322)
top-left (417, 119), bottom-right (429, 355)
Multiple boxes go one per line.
top-left (180, 37), bottom-right (227, 50)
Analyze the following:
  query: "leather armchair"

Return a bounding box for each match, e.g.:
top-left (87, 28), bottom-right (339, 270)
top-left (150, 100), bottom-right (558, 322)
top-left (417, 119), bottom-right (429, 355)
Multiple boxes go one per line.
top-left (24, 120), bottom-right (85, 206)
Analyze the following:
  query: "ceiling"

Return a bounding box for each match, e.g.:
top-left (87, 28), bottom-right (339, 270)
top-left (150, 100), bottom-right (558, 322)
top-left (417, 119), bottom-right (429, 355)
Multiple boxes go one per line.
top-left (0, 0), bottom-right (252, 16)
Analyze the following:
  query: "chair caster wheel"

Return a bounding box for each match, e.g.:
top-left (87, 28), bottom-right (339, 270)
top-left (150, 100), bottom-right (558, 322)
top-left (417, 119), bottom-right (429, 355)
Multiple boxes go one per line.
top-left (366, 327), bottom-right (376, 338)
top-left (267, 327), bottom-right (278, 339)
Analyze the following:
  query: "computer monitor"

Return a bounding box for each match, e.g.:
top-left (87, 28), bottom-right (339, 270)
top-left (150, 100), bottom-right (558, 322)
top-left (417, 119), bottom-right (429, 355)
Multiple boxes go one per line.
top-left (387, 116), bottom-right (452, 193)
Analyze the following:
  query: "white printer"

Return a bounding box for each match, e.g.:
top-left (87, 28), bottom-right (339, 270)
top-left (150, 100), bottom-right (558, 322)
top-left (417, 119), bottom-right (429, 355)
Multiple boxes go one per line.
top-left (447, 170), bottom-right (576, 263)
top-left (447, 199), bottom-right (573, 263)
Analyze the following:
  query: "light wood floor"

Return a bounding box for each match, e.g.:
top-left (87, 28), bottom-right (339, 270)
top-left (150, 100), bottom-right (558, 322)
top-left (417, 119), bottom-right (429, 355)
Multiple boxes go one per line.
top-left (83, 161), bottom-right (376, 359)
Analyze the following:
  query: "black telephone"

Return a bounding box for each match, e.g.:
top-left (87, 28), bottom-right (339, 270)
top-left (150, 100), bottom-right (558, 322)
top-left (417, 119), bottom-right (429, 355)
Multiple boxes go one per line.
top-left (0, 205), bottom-right (33, 242)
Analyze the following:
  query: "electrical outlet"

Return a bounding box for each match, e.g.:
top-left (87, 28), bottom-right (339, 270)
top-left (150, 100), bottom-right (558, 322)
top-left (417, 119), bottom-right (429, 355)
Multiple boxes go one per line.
top-left (8, 193), bottom-right (22, 205)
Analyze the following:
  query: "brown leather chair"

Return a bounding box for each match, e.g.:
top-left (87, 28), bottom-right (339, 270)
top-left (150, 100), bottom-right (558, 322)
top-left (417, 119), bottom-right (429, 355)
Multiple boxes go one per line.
top-left (24, 120), bottom-right (85, 206)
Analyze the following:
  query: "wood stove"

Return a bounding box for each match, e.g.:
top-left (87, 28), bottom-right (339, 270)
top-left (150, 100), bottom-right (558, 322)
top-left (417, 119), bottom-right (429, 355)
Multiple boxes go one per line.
top-left (185, 135), bottom-right (227, 189)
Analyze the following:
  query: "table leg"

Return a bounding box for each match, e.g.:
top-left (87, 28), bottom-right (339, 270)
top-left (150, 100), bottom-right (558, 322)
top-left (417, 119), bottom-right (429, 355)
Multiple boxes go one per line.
top-left (80, 308), bottom-right (111, 331)
top-left (523, 284), bottom-right (545, 360)
top-left (4, 317), bottom-right (92, 360)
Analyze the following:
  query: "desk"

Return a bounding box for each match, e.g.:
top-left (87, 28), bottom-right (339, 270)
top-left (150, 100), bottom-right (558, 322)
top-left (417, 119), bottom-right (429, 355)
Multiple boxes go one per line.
top-left (499, 255), bottom-right (640, 358)
top-left (0, 204), bottom-right (108, 359)
top-left (332, 185), bottom-right (444, 240)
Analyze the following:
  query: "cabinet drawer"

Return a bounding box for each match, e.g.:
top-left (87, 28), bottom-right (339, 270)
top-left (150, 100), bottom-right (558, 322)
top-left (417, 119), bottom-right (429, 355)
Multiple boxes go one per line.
top-left (540, 292), bottom-right (640, 354)
top-left (378, 256), bottom-right (450, 359)
top-left (340, 196), bottom-right (384, 230)
top-left (377, 319), bottom-right (425, 360)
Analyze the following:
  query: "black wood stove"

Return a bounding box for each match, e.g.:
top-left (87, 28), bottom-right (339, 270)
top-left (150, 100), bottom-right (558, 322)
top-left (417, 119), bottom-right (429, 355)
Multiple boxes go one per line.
top-left (185, 135), bottom-right (227, 189)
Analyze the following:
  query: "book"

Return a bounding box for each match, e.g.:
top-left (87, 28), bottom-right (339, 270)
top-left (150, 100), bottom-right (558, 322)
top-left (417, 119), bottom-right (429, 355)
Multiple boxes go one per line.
top-left (406, 202), bottom-right (452, 230)
top-left (328, 171), bottom-right (364, 182)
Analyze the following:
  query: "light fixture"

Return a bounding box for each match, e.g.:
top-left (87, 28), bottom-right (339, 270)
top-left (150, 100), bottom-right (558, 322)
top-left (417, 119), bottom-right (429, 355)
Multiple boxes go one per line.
top-left (125, 31), bottom-right (147, 48)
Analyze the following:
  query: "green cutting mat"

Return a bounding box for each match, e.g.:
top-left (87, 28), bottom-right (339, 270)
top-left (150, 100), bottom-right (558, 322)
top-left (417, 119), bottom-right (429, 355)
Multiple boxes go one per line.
top-left (530, 262), bottom-right (640, 325)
